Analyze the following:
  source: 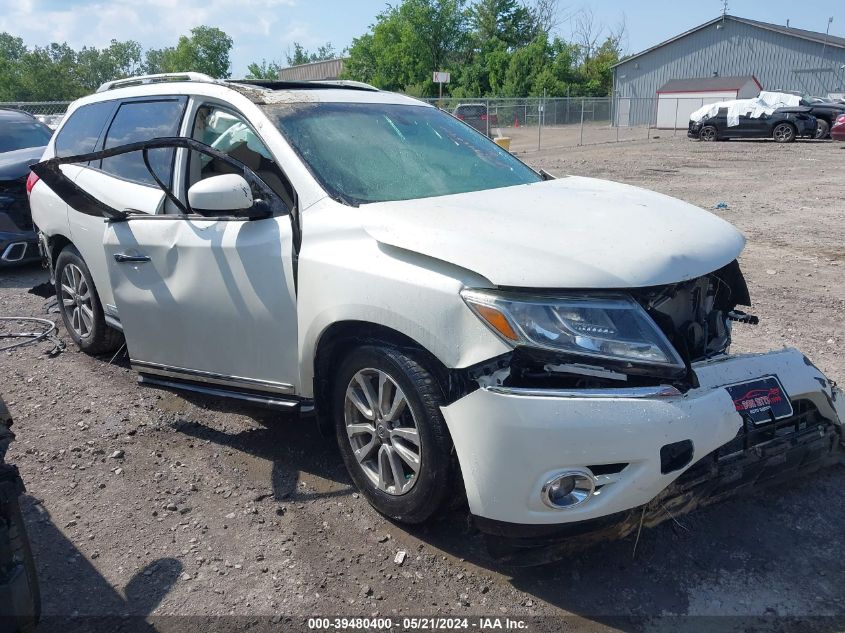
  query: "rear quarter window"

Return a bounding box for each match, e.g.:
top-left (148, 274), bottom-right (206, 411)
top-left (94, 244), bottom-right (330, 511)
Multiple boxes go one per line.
top-left (54, 101), bottom-right (116, 157)
top-left (100, 99), bottom-right (186, 187)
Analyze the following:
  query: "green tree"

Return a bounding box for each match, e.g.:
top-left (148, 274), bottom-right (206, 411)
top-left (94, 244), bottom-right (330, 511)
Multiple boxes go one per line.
top-left (0, 33), bottom-right (26, 62)
top-left (76, 39), bottom-right (142, 91)
top-left (285, 41), bottom-right (337, 66)
top-left (246, 59), bottom-right (282, 79)
top-left (470, 0), bottom-right (533, 49)
top-left (344, 0), bottom-right (467, 95)
top-left (576, 35), bottom-right (622, 96)
top-left (142, 47), bottom-right (167, 75)
top-left (14, 43), bottom-right (86, 100)
top-left (146, 26), bottom-right (233, 78)
top-left (0, 33), bottom-right (26, 100)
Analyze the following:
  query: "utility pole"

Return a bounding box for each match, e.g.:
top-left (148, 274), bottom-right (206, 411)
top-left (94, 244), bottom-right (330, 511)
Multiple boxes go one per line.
top-left (821, 17), bottom-right (834, 66)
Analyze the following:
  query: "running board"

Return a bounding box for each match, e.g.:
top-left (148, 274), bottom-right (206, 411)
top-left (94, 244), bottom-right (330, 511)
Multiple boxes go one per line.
top-left (138, 374), bottom-right (314, 413)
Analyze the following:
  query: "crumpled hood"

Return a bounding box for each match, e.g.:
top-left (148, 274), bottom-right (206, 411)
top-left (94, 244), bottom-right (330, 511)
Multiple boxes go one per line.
top-left (360, 176), bottom-right (745, 288)
top-left (0, 146), bottom-right (45, 181)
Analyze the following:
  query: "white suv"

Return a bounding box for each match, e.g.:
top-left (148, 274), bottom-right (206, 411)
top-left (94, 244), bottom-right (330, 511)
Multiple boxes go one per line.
top-left (29, 73), bottom-right (843, 553)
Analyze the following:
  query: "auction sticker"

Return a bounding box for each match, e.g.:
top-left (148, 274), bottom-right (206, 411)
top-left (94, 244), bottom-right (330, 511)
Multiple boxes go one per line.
top-left (724, 375), bottom-right (793, 425)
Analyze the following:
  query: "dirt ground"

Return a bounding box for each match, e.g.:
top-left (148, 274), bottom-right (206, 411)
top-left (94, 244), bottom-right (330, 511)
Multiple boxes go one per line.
top-left (498, 123), bottom-right (657, 153)
top-left (1, 136), bottom-right (843, 632)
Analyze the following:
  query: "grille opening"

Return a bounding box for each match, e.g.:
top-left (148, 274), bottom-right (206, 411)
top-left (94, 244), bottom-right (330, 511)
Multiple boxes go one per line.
top-left (717, 399), bottom-right (824, 460)
top-left (635, 260), bottom-right (751, 365)
top-left (588, 462), bottom-right (628, 476)
top-left (660, 439), bottom-right (694, 474)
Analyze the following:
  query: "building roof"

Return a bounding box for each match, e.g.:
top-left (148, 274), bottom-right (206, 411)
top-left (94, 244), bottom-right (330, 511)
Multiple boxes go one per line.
top-left (613, 15), bottom-right (845, 69)
top-left (738, 16), bottom-right (845, 49)
top-left (276, 58), bottom-right (347, 81)
top-left (657, 75), bottom-right (762, 93)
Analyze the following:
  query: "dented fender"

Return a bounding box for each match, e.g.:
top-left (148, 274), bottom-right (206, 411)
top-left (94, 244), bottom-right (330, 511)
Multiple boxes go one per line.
top-left (295, 199), bottom-right (511, 397)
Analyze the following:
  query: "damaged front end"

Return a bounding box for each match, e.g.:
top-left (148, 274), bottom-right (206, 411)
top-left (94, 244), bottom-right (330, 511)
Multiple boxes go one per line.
top-left (441, 261), bottom-right (843, 563)
top-left (463, 260), bottom-right (755, 393)
top-left (482, 394), bottom-right (842, 565)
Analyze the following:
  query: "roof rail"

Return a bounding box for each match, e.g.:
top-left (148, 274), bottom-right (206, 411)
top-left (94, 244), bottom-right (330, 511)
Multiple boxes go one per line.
top-left (96, 72), bottom-right (218, 93)
top-left (228, 79), bottom-right (379, 92)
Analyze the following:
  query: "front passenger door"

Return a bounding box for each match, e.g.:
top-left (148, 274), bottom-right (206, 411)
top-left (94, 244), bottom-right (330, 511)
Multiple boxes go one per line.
top-left (100, 106), bottom-right (301, 394)
top-left (102, 196), bottom-right (300, 395)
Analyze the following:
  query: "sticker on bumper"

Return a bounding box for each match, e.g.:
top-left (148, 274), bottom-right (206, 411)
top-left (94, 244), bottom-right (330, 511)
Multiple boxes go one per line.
top-left (725, 375), bottom-right (793, 425)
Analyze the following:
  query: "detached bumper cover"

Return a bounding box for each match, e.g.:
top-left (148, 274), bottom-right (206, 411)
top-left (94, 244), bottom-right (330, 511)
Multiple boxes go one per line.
top-left (441, 348), bottom-right (843, 529)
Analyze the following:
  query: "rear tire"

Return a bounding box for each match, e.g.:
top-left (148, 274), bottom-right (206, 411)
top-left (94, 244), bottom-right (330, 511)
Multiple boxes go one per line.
top-left (815, 119), bottom-right (830, 140)
top-left (54, 246), bottom-right (122, 355)
top-left (333, 345), bottom-right (455, 524)
top-left (699, 125), bottom-right (717, 141)
top-left (773, 122), bottom-right (796, 143)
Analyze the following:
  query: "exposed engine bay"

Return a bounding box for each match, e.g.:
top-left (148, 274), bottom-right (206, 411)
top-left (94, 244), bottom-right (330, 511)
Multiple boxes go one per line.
top-left (636, 259), bottom-right (752, 365)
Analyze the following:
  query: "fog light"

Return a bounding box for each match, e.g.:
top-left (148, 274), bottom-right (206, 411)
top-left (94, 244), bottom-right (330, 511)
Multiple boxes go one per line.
top-left (541, 470), bottom-right (595, 509)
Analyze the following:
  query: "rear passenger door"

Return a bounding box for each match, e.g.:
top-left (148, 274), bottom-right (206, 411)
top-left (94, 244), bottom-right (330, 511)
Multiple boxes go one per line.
top-left (67, 97), bottom-right (187, 316)
top-left (741, 113), bottom-right (769, 138)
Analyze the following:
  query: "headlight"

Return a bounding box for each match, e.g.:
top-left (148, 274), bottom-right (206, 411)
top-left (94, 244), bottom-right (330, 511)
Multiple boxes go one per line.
top-left (461, 289), bottom-right (685, 370)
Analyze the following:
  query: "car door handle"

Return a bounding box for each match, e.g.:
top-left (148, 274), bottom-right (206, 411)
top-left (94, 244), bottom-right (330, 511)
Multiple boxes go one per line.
top-left (113, 253), bottom-right (151, 263)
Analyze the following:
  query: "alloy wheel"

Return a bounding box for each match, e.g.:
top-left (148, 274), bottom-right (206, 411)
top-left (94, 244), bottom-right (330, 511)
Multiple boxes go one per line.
top-left (700, 127), bottom-right (716, 141)
top-left (774, 124), bottom-right (794, 142)
top-left (60, 263), bottom-right (94, 338)
top-left (344, 368), bottom-right (422, 495)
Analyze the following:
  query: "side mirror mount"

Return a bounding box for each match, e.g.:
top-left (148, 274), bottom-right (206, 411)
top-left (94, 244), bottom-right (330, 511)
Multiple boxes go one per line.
top-left (188, 174), bottom-right (255, 215)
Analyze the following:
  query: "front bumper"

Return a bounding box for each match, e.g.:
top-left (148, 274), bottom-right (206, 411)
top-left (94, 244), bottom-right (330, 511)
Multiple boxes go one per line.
top-left (441, 348), bottom-right (843, 531)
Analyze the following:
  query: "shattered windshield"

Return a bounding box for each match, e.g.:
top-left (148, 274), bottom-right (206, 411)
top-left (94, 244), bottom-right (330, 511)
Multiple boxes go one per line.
top-left (263, 102), bottom-right (540, 205)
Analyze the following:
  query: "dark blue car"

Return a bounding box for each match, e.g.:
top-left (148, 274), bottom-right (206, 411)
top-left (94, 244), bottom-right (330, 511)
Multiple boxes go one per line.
top-left (0, 109), bottom-right (52, 267)
top-left (688, 106), bottom-right (818, 143)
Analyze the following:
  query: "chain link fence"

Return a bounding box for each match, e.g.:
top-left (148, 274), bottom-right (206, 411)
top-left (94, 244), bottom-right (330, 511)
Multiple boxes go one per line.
top-left (1, 101), bottom-right (71, 129)
top-left (423, 96), bottom-right (733, 152)
top-left (4, 97), bottom-right (722, 151)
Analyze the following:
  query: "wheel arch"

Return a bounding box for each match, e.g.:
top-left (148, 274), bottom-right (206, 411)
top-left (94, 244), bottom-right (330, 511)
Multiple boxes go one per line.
top-left (311, 320), bottom-right (452, 436)
top-left (774, 120), bottom-right (797, 141)
top-left (699, 124), bottom-right (718, 140)
top-left (43, 233), bottom-right (73, 282)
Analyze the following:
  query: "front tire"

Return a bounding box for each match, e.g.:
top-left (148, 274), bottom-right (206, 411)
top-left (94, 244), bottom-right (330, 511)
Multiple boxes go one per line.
top-left (699, 125), bottom-right (717, 141)
top-left (773, 122), bottom-right (796, 143)
top-left (333, 345), bottom-right (455, 524)
top-left (54, 246), bottom-right (122, 355)
top-left (815, 119), bottom-right (830, 140)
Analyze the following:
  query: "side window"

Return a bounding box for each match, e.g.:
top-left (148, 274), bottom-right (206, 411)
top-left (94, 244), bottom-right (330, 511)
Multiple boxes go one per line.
top-left (189, 105), bottom-right (293, 207)
top-left (54, 101), bottom-right (115, 157)
top-left (101, 99), bottom-right (185, 187)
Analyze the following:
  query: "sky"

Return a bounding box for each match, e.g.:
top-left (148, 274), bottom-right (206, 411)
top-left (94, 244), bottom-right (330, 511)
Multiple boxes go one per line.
top-left (0, 0), bottom-right (843, 77)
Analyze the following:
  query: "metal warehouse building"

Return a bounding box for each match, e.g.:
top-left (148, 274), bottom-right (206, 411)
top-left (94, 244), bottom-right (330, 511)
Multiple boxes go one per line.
top-left (276, 58), bottom-right (346, 81)
top-left (613, 14), bottom-right (845, 127)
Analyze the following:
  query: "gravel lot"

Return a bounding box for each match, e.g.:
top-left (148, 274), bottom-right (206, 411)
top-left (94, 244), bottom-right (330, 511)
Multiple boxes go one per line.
top-left (1, 136), bottom-right (843, 632)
